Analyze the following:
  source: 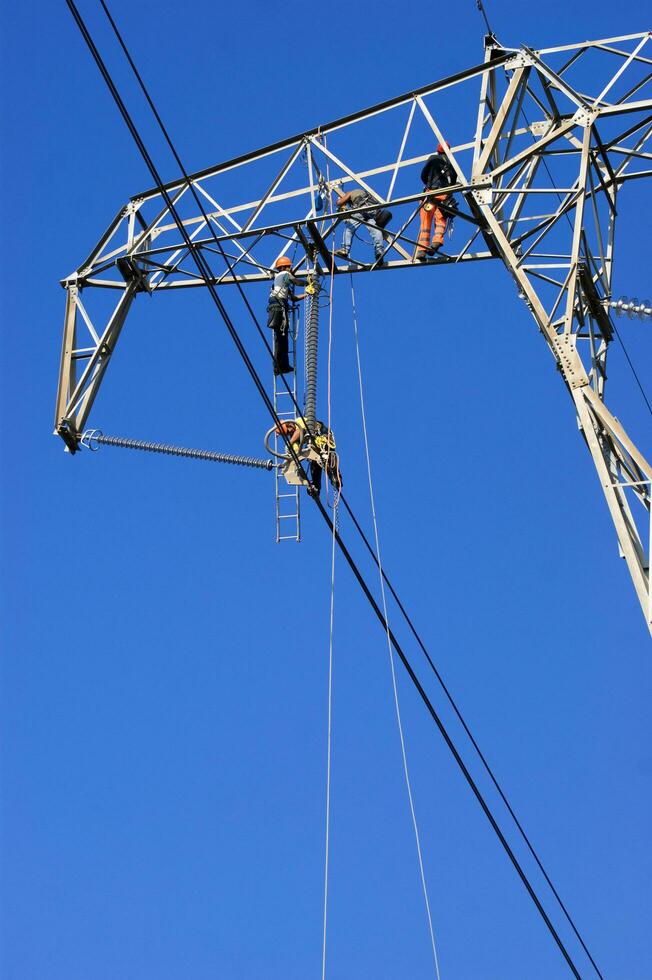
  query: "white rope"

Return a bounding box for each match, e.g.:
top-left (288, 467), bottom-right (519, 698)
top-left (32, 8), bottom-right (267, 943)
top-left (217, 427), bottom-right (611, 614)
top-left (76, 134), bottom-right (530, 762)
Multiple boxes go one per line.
top-left (349, 275), bottom-right (442, 980)
top-left (321, 506), bottom-right (336, 980)
top-left (321, 237), bottom-right (337, 980)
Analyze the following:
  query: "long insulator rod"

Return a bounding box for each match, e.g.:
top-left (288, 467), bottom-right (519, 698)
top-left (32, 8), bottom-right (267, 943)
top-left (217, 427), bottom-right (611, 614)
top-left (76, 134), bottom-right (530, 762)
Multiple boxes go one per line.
top-left (304, 275), bottom-right (321, 428)
top-left (82, 430), bottom-right (274, 470)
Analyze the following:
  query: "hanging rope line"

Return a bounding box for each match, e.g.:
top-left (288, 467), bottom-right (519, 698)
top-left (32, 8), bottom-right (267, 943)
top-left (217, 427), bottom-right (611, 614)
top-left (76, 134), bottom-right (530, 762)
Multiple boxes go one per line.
top-left (321, 506), bottom-right (336, 980)
top-left (81, 430), bottom-right (274, 470)
top-left (326, 209), bottom-right (340, 512)
top-left (350, 277), bottom-right (442, 978)
top-left (69, 6), bottom-right (593, 973)
top-left (321, 242), bottom-right (338, 980)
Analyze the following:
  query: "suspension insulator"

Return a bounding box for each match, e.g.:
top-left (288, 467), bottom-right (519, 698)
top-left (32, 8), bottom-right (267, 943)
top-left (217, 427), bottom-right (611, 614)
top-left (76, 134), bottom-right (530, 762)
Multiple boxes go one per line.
top-left (608, 296), bottom-right (652, 320)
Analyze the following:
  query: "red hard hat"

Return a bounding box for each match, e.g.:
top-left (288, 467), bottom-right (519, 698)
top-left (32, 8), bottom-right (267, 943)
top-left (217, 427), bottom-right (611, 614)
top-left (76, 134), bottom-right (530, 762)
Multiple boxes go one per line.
top-left (437, 141), bottom-right (450, 153)
top-left (275, 256), bottom-right (292, 269)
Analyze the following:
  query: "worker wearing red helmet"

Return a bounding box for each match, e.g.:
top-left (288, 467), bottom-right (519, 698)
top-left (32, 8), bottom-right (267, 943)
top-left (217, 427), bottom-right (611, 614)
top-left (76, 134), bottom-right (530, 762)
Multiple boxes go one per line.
top-left (267, 256), bottom-right (305, 375)
top-left (415, 142), bottom-right (456, 261)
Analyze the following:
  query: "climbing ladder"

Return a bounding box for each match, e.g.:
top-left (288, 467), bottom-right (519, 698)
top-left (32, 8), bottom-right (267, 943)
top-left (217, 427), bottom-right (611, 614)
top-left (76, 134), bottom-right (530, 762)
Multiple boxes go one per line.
top-left (273, 305), bottom-right (301, 542)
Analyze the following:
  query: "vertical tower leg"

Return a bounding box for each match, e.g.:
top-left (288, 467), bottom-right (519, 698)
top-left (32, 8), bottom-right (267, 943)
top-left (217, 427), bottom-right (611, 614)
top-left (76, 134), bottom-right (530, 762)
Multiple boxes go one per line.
top-left (54, 282), bottom-right (138, 448)
top-left (54, 285), bottom-right (79, 438)
top-left (574, 388), bottom-right (651, 631)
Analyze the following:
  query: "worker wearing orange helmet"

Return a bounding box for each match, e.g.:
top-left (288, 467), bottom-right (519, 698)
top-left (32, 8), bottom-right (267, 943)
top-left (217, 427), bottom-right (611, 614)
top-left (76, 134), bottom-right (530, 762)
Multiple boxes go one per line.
top-left (415, 142), bottom-right (456, 261)
top-left (267, 256), bottom-right (305, 375)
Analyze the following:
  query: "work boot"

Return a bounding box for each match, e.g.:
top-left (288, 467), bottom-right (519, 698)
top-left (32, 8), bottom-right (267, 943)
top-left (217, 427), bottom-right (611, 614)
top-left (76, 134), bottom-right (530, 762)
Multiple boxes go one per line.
top-left (428, 241), bottom-right (443, 254)
top-left (334, 248), bottom-right (349, 259)
top-left (374, 252), bottom-right (386, 267)
top-left (415, 250), bottom-right (428, 262)
top-left (274, 362), bottom-right (294, 376)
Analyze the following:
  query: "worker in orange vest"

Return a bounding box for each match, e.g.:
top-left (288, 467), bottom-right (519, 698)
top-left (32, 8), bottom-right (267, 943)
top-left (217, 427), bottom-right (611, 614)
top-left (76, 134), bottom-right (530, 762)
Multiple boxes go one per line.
top-left (415, 143), bottom-right (456, 261)
top-left (267, 256), bottom-right (305, 374)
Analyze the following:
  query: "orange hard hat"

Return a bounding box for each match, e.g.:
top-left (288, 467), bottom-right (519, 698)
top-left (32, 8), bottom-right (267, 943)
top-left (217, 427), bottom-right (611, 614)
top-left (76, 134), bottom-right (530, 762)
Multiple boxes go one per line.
top-left (437, 141), bottom-right (451, 153)
top-left (275, 256), bottom-right (292, 269)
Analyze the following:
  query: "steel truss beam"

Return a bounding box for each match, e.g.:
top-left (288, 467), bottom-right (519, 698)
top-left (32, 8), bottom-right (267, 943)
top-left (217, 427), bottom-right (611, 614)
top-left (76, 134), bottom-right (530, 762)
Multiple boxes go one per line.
top-left (55, 32), bottom-right (652, 631)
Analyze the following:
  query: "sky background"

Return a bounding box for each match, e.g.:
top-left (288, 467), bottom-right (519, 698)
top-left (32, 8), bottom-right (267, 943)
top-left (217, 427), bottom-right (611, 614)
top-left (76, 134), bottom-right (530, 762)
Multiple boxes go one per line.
top-left (1, 2), bottom-right (651, 978)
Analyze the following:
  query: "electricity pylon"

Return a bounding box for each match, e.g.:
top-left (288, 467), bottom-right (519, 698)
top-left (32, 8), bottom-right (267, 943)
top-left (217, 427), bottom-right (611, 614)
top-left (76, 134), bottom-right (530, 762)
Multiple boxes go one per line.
top-left (55, 31), bottom-right (652, 631)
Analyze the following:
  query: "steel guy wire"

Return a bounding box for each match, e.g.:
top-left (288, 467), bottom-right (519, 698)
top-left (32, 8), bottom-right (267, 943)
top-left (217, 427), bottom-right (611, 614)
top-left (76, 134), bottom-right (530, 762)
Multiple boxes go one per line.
top-left (67, 6), bottom-right (589, 972)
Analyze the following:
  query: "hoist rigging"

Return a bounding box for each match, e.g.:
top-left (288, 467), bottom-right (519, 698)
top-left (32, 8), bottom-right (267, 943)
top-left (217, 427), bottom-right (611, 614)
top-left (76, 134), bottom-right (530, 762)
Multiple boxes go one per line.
top-left (57, 1), bottom-right (650, 975)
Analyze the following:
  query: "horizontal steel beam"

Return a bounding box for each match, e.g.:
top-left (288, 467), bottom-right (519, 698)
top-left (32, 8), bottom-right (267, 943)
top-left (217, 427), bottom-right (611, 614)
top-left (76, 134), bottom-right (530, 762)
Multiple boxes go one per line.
top-left (133, 49), bottom-right (515, 201)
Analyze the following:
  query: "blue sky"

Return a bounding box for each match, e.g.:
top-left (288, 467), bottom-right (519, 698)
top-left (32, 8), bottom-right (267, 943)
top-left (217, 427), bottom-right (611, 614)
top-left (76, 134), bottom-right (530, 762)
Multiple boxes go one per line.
top-left (1, 2), bottom-right (651, 978)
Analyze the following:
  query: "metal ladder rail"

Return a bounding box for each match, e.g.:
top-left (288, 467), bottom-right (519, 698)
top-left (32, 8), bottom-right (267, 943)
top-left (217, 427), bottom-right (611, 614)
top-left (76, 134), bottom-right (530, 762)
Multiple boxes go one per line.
top-left (273, 305), bottom-right (301, 542)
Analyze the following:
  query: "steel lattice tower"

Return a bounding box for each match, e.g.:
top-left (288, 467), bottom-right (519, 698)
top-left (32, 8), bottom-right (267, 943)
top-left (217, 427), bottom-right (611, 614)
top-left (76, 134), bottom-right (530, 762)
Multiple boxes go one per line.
top-left (55, 32), bottom-right (652, 632)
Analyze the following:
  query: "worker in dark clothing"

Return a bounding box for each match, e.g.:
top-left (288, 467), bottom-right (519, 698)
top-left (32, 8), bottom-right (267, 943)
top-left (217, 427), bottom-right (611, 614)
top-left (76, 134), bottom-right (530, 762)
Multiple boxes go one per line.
top-left (416, 143), bottom-right (456, 261)
top-left (273, 416), bottom-right (343, 497)
top-left (267, 256), bottom-right (305, 374)
top-left (334, 188), bottom-right (386, 265)
top-left (307, 421), bottom-right (343, 499)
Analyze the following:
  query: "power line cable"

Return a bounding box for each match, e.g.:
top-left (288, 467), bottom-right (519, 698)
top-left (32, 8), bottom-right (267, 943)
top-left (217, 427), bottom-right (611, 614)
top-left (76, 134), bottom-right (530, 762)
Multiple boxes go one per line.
top-left (65, 6), bottom-right (590, 974)
top-left (338, 492), bottom-right (604, 979)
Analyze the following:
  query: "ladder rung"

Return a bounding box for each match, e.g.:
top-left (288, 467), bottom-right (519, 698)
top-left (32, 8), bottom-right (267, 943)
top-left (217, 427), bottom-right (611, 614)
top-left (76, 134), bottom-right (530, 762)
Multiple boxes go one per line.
top-left (274, 370), bottom-right (300, 544)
